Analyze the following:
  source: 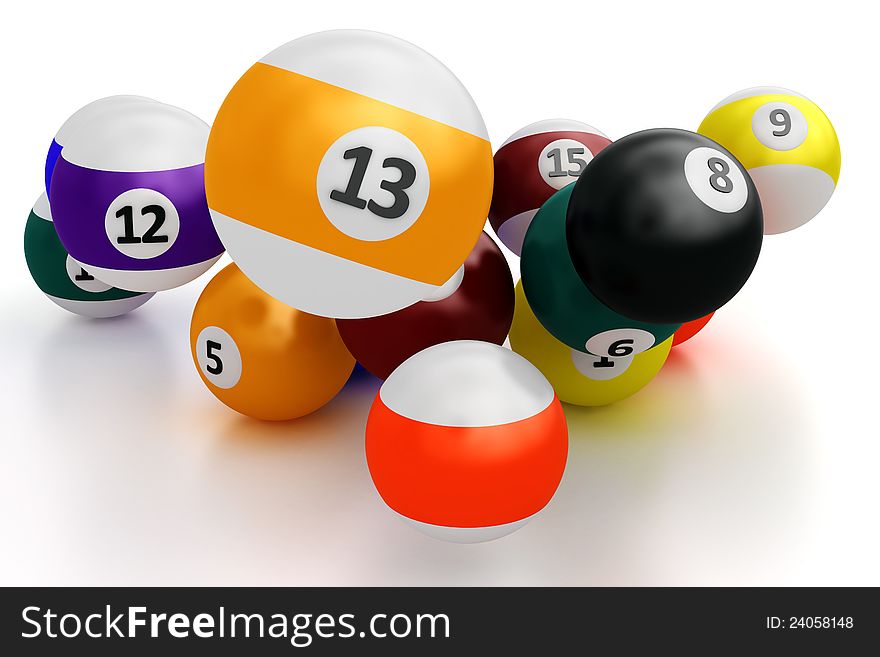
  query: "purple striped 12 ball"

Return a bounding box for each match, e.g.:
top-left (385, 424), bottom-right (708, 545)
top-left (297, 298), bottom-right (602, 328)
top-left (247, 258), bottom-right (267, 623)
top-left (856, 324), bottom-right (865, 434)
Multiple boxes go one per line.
top-left (49, 98), bottom-right (224, 292)
top-left (44, 95), bottom-right (156, 199)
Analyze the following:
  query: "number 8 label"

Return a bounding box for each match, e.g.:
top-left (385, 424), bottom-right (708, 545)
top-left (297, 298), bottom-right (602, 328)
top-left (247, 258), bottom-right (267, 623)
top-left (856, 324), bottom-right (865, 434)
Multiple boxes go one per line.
top-left (684, 147), bottom-right (748, 214)
top-left (752, 101), bottom-right (808, 151)
top-left (317, 126), bottom-right (431, 242)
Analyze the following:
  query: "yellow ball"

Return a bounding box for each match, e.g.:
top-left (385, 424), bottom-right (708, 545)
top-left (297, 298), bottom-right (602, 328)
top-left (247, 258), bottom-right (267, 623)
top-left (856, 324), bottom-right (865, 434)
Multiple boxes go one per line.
top-left (699, 87), bottom-right (840, 234)
top-left (509, 282), bottom-right (671, 406)
top-left (190, 263), bottom-right (355, 421)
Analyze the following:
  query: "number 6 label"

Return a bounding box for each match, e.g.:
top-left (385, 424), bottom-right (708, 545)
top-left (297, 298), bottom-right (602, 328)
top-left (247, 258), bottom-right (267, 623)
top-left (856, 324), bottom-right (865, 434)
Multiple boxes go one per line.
top-left (585, 328), bottom-right (656, 359)
top-left (105, 188), bottom-right (180, 259)
top-left (317, 126), bottom-right (430, 242)
top-left (195, 326), bottom-right (242, 389)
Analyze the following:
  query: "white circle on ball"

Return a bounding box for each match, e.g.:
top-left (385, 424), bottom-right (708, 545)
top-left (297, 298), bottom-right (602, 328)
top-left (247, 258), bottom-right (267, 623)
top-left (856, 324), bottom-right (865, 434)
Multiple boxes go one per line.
top-left (571, 349), bottom-right (633, 381)
top-left (196, 326), bottom-right (242, 390)
top-left (752, 101), bottom-right (808, 152)
top-left (585, 328), bottom-right (655, 359)
top-left (65, 255), bottom-right (111, 293)
top-left (316, 126), bottom-right (430, 242)
top-left (104, 188), bottom-right (180, 259)
top-left (683, 147), bottom-right (748, 214)
top-left (538, 138), bottom-right (593, 190)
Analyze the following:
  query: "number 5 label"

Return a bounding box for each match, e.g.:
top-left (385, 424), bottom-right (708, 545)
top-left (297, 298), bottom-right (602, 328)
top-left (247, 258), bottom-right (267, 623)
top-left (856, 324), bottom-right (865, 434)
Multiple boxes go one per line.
top-left (195, 326), bottom-right (242, 389)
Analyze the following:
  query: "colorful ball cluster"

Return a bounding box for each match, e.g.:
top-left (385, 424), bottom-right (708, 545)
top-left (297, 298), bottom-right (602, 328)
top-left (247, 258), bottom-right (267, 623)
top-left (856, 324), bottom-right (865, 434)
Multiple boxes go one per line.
top-left (23, 28), bottom-right (840, 544)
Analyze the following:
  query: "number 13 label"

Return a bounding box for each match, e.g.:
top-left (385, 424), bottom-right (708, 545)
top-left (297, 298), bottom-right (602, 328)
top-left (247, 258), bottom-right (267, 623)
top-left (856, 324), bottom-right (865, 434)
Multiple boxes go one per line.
top-left (317, 126), bottom-right (430, 242)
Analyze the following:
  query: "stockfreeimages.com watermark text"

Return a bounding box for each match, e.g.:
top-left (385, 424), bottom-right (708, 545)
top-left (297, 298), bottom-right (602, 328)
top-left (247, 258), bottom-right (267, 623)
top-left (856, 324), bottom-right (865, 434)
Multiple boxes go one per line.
top-left (21, 605), bottom-right (450, 647)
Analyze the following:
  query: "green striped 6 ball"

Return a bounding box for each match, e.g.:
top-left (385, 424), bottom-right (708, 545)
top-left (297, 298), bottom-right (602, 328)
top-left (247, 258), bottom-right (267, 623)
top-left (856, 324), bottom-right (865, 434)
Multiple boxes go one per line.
top-left (521, 184), bottom-right (680, 359)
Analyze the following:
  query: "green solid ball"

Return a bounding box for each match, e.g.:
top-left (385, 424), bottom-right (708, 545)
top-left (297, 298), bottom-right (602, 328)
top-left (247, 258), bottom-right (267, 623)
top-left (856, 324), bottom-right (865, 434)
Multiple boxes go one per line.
top-left (520, 183), bottom-right (679, 359)
top-left (24, 193), bottom-right (154, 318)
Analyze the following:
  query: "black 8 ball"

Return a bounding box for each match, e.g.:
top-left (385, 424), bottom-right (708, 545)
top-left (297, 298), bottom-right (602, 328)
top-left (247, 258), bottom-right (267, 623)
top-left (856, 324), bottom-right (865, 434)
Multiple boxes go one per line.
top-left (565, 128), bottom-right (763, 324)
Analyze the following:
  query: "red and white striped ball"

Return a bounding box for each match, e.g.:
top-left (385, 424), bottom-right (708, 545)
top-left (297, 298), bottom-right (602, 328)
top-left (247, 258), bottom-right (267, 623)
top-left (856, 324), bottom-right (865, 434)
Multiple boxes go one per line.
top-left (489, 119), bottom-right (611, 255)
top-left (366, 340), bottom-right (568, 543)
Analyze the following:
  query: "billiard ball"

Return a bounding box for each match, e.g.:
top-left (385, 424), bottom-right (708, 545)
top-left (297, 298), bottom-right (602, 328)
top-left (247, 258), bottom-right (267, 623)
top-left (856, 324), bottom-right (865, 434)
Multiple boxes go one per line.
top-left (673, 312), bottom-right (714, 347)
top-left (24, 193), bottom-right (154, 318)
top-left (366, 341), bottom-right (567, 543)
top-left (50, 98), bottom-right (225, 292)
top-left (206, 30), bottom-right (493, 318)
top-left (699, 87), bottom-right (840, 234)
top-left (45, 95), bottom-right (156, 198)
top-left (509, 283), bottom-right (672, 406)
top-left (190, 263), bottom-right (355, 421)
top-left (521, 183), bottom-right (680, 357)
top-left (566, 128), bottom-right (763, 324)
top-left (336, 232), bottom-right (514, 379)
top-left (489, 119), bottom-right (611, 255)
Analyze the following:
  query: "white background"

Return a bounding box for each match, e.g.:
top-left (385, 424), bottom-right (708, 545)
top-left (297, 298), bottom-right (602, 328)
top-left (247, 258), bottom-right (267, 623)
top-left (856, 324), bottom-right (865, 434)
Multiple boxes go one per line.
top-left (1, 0), bottom-right (877, 586)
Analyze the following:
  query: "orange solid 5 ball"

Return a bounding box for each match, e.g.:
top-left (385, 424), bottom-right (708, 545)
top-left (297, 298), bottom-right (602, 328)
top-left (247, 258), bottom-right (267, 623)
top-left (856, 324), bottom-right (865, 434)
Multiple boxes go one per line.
top-left (190, 263), bottom-right (355, 420)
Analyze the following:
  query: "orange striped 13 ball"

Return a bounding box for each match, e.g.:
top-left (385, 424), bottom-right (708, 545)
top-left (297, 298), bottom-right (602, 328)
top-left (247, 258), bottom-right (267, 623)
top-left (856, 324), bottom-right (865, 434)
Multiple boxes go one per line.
top-left (206, 30), bottom-right (494, 318)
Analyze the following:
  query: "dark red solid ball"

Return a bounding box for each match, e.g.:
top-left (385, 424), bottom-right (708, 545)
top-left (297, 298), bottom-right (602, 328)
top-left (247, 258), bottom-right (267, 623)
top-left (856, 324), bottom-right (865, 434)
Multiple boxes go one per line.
top-left (337, 232), bottom-right (515, 380)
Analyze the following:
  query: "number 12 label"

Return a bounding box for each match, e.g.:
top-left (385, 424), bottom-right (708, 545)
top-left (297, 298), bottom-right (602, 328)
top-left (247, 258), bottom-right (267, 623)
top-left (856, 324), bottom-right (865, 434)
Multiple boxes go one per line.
top-left (105, 188), bottom-right (181, 259)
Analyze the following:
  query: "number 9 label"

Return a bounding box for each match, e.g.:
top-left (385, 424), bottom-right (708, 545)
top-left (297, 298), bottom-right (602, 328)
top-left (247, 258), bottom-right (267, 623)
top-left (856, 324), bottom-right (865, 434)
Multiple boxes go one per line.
top-left (196, 326), bottom-right (242, 389)
top-left (317, 126), bottom-right (431, 242)
top-left (752, 102), bottom-right (808, 151)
